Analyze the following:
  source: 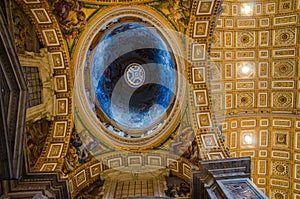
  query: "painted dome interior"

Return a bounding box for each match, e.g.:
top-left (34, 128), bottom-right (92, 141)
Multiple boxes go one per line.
top-left (84, 21), bottom-right (176, 137)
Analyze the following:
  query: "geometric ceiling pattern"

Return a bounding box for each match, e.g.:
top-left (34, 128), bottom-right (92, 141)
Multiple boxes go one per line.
top-left (210, 0), bottom-right (300, 198)
top-left (8, 0), bottom-right (300, 198)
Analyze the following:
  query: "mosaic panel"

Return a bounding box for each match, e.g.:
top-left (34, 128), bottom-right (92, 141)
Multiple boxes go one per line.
top-left (259, 130), bottom-right (268, 147)
top-left (225, 94), bottom-right (233, 109)
top-left (193, 90), bottom-right (208, 106)
top-left (236, 92), bottom-right (254, 108)
top-left (266, 2), bottom-right (276, 14)
top-left (54, 75), bottom-right (67, 92)
top-left (259, 50), bottom-right (268, 59)
top-left (53, 121), bottom-right (67, 138)
top-left (255, 4), bottom-right (262, 15)
top-left (50, 52), bottom-right (65, 69)
top-left (148, 156), bottom-right (161, 166)
top-left (259, 150), bottom-right (268, 158)
top-left (279, 0), bottom-right (294, 12)
top-left (90, 163), bottom-right (102, 177)
top-left (274, 15), bottom-right (298, 26)
top-left (231, 121), bottom-right (237, 128)
top-left (240, 151), bottom-right (255, 157)
top-left (258, 81), bottom-right (268, 89)
top-left (240, 120), bottom-right (256, 128)
top-left (224, 51), bottom-right (233, 60)
top-left (272, 151), bottom-right (290, 159)
top-left (108, 158), bottom-right (122, 168)
top-left (236, 31), bottom-right (255, 47)
top-left (236, 82), bottom-right (254, 90)
top-left (224, 32), bottom-right (233, 47)
top-left (225, 64), bottom-right (233, 78)
top-left (193, 21), bottom-right (209, 37)
top-left (76, 170), bottom-right (86, 187)
top-left (222, 4), bottom-right (229, 15)
top-left (272, 161), bottom-right (289, 177)
top-left (47, 143), bottom-right (64, 158)
top-left (258, 160), bottom-right (267, 175)
top-left (258, 93), bottom-right (268, 107)
top-left (272, 80), bottom-right (294, 89)
top-left (272, 119), bottom-right (292, 128)
top-left (230, 132), bottom-right (237, 149)
top-left (196, 0), bottom-right (215, 15)
top-left (128, 156), bottom-right (142, 165)
top-left (257, 178), bottom-right (266, 185)
top-left (236, 19), bottom-right (255, 28)
top-left (272, 61), bottom-right (295, 77)
top-left (236, 51), bottom-right (255, 59)
top-left (225, 18), bottom-right (233, 28)
top-left (273, 131), bottom-right (290, 147)
top-left (201, 134), bottom-right (219, 148)
top-left (207, 152), bottom-right (224, 160)
top-left (270, 179), bottom-right (289, 188)
top-left (259, 31), bottom-right (269, 46)
top-left (210, 51), bottom-right (222, 60)
top-left (260, 119), bottom-right (269, 127)
top-left (192, 67), bottom-right (206, 83)
top-left (167, 159), bottom-right (178, 172)
top-left (56, 98), bottom-right (69, 115)
top-left (183, 163), bottom-right (191, 179)
top-left (40, 163), bottom-right (57, 171)
top-left (232, 5), bottom-right (237, 15)
top-left (196, 112), bottom-right (212, 128)
top-left (272, 92), bottom-right (293, 108)
top-left (260, 18), bottom-right (270, 27)
top-left (259, 62), bottom-right (268, 77)
top-left (225, 82), bottom-right (232, 90)
top-left (192, 44), bottom-right (206, 60)
top-left (273, 28), bottom-right (296, 46)
top-left (42, 29), bottom-right (59, 46)
top-left (31, 8), bottom-right (51, 24)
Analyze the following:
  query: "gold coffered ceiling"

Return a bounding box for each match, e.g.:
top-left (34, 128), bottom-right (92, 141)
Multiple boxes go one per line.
top-left (8, 0), bottom-right (300, 198)
top-left (210, 0), bottom-right (300, 198)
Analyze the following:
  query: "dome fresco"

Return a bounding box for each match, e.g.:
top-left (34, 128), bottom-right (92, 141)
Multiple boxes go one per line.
top-left (87, 22), bottom-right (176, 134)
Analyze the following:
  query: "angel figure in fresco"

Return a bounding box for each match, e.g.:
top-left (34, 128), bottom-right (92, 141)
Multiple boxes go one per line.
top-left (151, 0), bottom-right (190, 32)
top-left (171, 127), bottom-right (195, 156)
top-left (167, 0), bottom-right (190, 32)
top-left (62, 128), bottom-right (93, 174)
top-left (63, 143), bottom-right (79, 173)
top-left (50, 0), bottom-right (86, 39)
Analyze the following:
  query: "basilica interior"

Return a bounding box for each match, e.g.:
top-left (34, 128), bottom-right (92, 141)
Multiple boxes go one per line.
top-left (0, 0), bottom-right (300, 198)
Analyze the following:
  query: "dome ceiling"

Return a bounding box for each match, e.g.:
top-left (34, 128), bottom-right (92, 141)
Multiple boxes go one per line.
top-left (74, 7), bottom-right (187, 151)
top-left (86, 22), bottom-right (176, 135)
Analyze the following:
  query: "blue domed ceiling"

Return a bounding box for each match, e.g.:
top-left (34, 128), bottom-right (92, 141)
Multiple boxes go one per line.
top-left (86, 22), bottom-right (176, 135)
